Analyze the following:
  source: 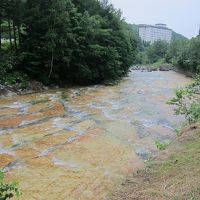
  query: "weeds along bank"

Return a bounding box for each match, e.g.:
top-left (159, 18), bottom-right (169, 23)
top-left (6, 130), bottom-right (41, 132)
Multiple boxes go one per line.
top-left (109, 123), bottom-right (200, 200)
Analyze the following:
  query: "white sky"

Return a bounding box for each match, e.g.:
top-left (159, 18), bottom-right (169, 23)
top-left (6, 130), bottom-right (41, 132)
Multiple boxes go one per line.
top-left (109, 0), bottom-right (200, 38)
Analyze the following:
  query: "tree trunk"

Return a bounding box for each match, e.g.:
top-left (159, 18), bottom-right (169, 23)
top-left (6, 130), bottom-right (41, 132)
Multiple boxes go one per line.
top-left (17, 24), bottom-right (21, 50)
top-left (8, 20), bottom-right (13, 52)
top-left (0, 20), bottom-right (2, 51)
top-left (48, 47), bottom-right (54, 78)
top-left (13, 21), bottom-right (17, 52)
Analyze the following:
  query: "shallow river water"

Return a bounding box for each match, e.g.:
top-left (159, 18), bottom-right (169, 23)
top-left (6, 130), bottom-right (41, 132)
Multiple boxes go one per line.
top-left (0, 70), bottom-right (191, 200)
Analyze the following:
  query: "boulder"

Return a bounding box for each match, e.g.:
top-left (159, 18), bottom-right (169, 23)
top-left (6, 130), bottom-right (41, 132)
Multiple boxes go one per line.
top-left (159, 64), bottom-right (174, 71)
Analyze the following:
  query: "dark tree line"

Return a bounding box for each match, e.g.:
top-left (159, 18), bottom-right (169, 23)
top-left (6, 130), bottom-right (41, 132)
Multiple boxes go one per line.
top-left (0, 0), bottom-right (138, 85)
top-left (0, 0), bottom-right (22, 52)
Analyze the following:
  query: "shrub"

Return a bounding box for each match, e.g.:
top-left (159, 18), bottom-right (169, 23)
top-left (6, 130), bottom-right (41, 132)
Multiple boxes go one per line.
top-left (155, 141), bottom-right (168, 150)
top-left (0, 171), bottom-right (21, 200)
top-left (0, 53), bottom-right (29, 89)
top-left (168, 75), bottom-right (200, 123)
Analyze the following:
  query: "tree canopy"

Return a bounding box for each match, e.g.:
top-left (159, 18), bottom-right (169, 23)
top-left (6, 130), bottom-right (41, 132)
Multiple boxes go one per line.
top-left (0, 0), bottom-right (138, 85)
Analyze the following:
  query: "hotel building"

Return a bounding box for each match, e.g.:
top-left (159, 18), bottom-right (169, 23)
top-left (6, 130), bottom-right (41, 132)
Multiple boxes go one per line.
top-left (139, 23), bottom-right (172, 43)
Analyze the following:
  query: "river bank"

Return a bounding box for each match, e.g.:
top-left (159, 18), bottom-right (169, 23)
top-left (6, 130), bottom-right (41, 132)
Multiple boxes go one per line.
top-left (0, 80), bottom-right (48, 97)
top-left (109, 123), bottom-right (200, 200)
top-left (0, 65), bottom-right (194, 98)
top-left (132, 65), bottom-right (194, 77)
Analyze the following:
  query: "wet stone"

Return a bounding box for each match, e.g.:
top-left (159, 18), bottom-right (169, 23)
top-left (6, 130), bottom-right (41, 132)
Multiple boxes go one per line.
top-left (0, 154), bottom-right (15, 169)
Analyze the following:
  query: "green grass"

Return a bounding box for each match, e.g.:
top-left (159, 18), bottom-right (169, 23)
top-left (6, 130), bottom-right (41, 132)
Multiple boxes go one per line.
top-left (110, 126), bottom-right (200, 200)
top-left (161, 140), bottom-right (200, 171)
top-left (155, 140), bottom-right (169, 150)
top-left (152, 59), bottom-right (165, 68)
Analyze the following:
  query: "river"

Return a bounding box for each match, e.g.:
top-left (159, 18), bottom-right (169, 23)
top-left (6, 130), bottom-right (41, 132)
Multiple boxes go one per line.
top-left (0, 70), bottom-right (191, 200)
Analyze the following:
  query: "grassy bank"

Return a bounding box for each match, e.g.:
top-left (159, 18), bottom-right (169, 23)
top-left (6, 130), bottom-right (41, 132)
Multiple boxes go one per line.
top-left (109, 123), bottom-right (200, 200)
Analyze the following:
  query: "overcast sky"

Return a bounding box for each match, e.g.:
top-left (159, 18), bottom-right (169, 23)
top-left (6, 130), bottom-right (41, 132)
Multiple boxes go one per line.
top-left (109, 0), bottom-right (200, 38)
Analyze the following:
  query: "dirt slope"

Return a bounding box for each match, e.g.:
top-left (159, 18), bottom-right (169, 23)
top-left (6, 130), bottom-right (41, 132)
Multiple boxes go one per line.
top-left (108, 123), bottom-right (200, 200)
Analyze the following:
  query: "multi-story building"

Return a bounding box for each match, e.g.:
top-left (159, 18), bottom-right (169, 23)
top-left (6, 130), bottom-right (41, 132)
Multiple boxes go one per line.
top-left (139, 23), bottom-right (172, 43)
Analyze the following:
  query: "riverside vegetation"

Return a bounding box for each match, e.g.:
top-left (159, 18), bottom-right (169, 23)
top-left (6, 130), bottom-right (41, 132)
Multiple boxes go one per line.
top-left (0, 171), bottom-right (21, 200)
top-left (135, 35), bottom-right (200, 74)
top-left (0, 0), bottom-right (200, 88)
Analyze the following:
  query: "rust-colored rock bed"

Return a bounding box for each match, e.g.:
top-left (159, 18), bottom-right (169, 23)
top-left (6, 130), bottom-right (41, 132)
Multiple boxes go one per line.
top-left (0, 71), bottom-right (191, 200)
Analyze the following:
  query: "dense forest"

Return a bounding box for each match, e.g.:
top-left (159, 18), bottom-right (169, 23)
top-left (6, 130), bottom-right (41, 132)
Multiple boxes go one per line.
top-left (0, 0), bottom-right (137, 86)
top-left (0, 0), bottom-right (200, 89)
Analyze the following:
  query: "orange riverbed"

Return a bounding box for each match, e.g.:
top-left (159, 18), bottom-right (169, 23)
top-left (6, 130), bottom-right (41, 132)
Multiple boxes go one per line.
top-left (0, 71), bottom-right (191, 200)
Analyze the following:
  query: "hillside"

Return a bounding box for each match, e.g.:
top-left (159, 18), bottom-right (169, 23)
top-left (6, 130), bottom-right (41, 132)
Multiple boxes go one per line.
top-left (172, 31), bottom-right (188, 41)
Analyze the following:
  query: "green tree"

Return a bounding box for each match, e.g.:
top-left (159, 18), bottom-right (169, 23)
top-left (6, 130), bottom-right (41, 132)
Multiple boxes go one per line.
top-left (165, 39), bottom-right (188, 64)
top-left (19, 0), bottom-right (137, 84)
top-left (0, 0), bottom-right (138, 85)
top-left (168, 75), bottom-right (200, 123)
top-left (177, 36), bottom-right (200, 73)
top-left (146, 40), bottom-right (168, 63)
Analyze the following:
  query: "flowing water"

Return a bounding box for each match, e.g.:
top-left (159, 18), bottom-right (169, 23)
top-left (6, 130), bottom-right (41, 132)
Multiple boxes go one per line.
top-left (0, 70), bottom-right (191, 200)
